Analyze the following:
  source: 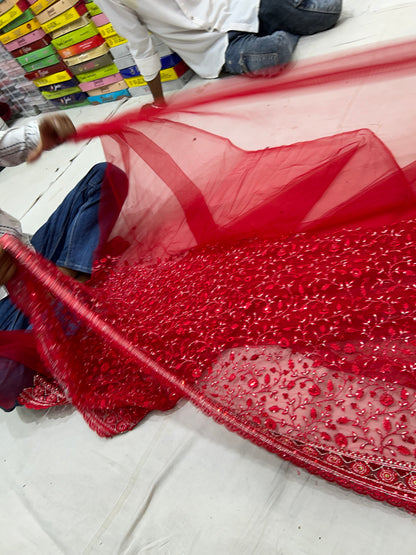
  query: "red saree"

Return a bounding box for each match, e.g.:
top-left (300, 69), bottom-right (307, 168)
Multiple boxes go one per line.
top-left (2, 39), bottom-right (416, 513)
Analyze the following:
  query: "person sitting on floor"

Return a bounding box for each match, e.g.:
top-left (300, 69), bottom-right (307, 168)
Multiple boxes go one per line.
top-left (0, 114), bottom-right (128, 410)
top-left (95, 0), bottom-right (342, 104)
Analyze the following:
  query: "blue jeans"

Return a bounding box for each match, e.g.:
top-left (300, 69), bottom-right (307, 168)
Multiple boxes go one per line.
top-left (0, 162), bottom-right (110, 331)
top-left (0, 162), bottom-right (128, 410)
top-left (225, 0), bottom-right (342, 75)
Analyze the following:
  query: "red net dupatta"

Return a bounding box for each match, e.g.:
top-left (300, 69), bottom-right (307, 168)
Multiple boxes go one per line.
top-left (2, 39), bottom-right (416, 513)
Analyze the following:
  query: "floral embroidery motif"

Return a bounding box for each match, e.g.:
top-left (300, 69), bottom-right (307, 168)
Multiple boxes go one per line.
top-left (7, 215), bottom-right (416, 514)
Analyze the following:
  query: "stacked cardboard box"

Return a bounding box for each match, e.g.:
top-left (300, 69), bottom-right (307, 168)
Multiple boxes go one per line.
top-left (27, 0), bottom-right (92, 107)
top-left (83, 5), bottom-right (129, 104)
top-left (0, 0), bottom-right (194, 115)
top-left (0, 0), bottom-right (56, 117)
top-left (87, 4), bottom-right (194, 99)
top-left (122, 33), bottom-right (194, 98)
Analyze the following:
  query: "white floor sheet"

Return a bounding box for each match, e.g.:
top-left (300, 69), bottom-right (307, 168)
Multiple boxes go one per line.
top-left (1, 1), bottom-right (416, 553)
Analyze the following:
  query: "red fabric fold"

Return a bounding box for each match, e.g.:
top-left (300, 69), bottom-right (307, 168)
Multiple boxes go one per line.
top-left (2, 38), bottom-right (416, 513)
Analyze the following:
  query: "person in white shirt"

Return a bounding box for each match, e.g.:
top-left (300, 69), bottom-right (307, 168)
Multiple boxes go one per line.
top-left (0, 114), bottom-right (76, 292)
top-left (95, 0), bottom-right (342, 103)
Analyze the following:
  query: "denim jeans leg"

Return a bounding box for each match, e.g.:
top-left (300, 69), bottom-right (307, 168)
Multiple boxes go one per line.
top-left (0, 162), bottom-right (128, 332)
top-left (225, 31), bottom-right (299, 76)
top-left (31, 162), bottom-right (108, 274)
top-left (0, 162), bottom-right (128, 410)
top-left (0, 164), bottom-right (106, 331)
top-left (0, 296), bottom-right (28, 331)
top-left (258, 0), bottom-right (342, 36)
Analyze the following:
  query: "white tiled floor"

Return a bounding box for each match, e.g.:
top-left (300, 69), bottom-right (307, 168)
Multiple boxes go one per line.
top-left (1, 2), bottom-right (416, 553)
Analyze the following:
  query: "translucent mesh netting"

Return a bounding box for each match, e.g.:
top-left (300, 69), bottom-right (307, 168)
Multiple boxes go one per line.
top-left (2, 38), bottom-right (416, 512)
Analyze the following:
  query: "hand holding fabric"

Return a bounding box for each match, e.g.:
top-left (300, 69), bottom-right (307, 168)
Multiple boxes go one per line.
top-left (27, 114), bottom-right (76, 162)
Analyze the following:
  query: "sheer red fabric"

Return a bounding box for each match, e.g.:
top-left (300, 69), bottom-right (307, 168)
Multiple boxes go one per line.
top-left (2, 39), bottom-right (416, 512)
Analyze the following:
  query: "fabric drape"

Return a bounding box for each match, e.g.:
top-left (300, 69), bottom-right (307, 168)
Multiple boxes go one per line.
top-left (1, 38), bottom-right (416, 513)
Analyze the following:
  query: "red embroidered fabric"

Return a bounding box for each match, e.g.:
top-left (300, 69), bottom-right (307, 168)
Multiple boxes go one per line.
top-left (2, 39), bottom-right (416, 513)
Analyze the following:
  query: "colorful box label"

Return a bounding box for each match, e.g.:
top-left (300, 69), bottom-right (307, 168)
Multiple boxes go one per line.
top-left (128, 70), bottom-right (193, 97)
top-left (41, 2), bottom-right (87, 34)
top-left (88, 87), bottom-right (130, 105)
top-left (86, 78), bottom-right (126, 97)
top-left (0, 0), bottom-right (29, 29)
top-left (50, 13), bottom-right (90, 39)
top-left (22, 52), bottom-right (61, 71)
top-left (33, 68), bottom-right (73, 86)
top-left (25, 60), bottom-right (69, 80)
top-left (41, 85), bottom-right (82, 99)
top-left (30, 0), bottom-right (59, 15)
top-left (16, 43), bottom-right (56, 65)
top-left (0, 17), bottom-right (40, 44)
top-left (57, 33), bottom-right (104, 58)
top-left (9, 34), bottom-right (51, 56)
top-left (161, 52), bottom-right (181, 70)
top-left (36, 0), bottom-right (80, 24)
top-left (105, 34), bottom-right (127, 48)
top-left (125, 61), bottom-right (189, 87)
top-left (49, 90), bottom-right (87, 105)
top-left (0, 0), bottom-right (22, 18)
top-left (1, 8), bottom-right (33, 34)
top-left (91, 13), bottom-right (108, 27)
top-left (85, 2), bottom-right (102, 17)
top-left (117, 53), bottom-right (182, 77)
top-left (69, 52), bottom-right (113, 75)
top-left (51, 20), bottom-right (98, 50)
top-left (120, 65), bottom-right (140, 79)
top-left (65, 42), bottom-right (109, 66)
top-left (38, 76), bottom-right (79, 91)
top-left (77, 71), bottom-right (123, 91)
top-left (75, 62), bottom-right (118, 83)
top-left (96, 22), bottom-right (116, 38)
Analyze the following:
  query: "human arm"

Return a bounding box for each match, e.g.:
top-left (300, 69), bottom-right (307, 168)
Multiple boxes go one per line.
top-left (0, 211), bottom-right (28, 289)
top-left (27, 113), bottom-right (75, 162)
top-left (0, 121), bottom-right (39, 167)
top-left (0, 113), bottom-right (74, 290)
top-left (0, 246), bottom-right (15, 286)
top-left (94, 0), bottom-right (165, 103)
top-left (0, 113), bottom-right (75, 167)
